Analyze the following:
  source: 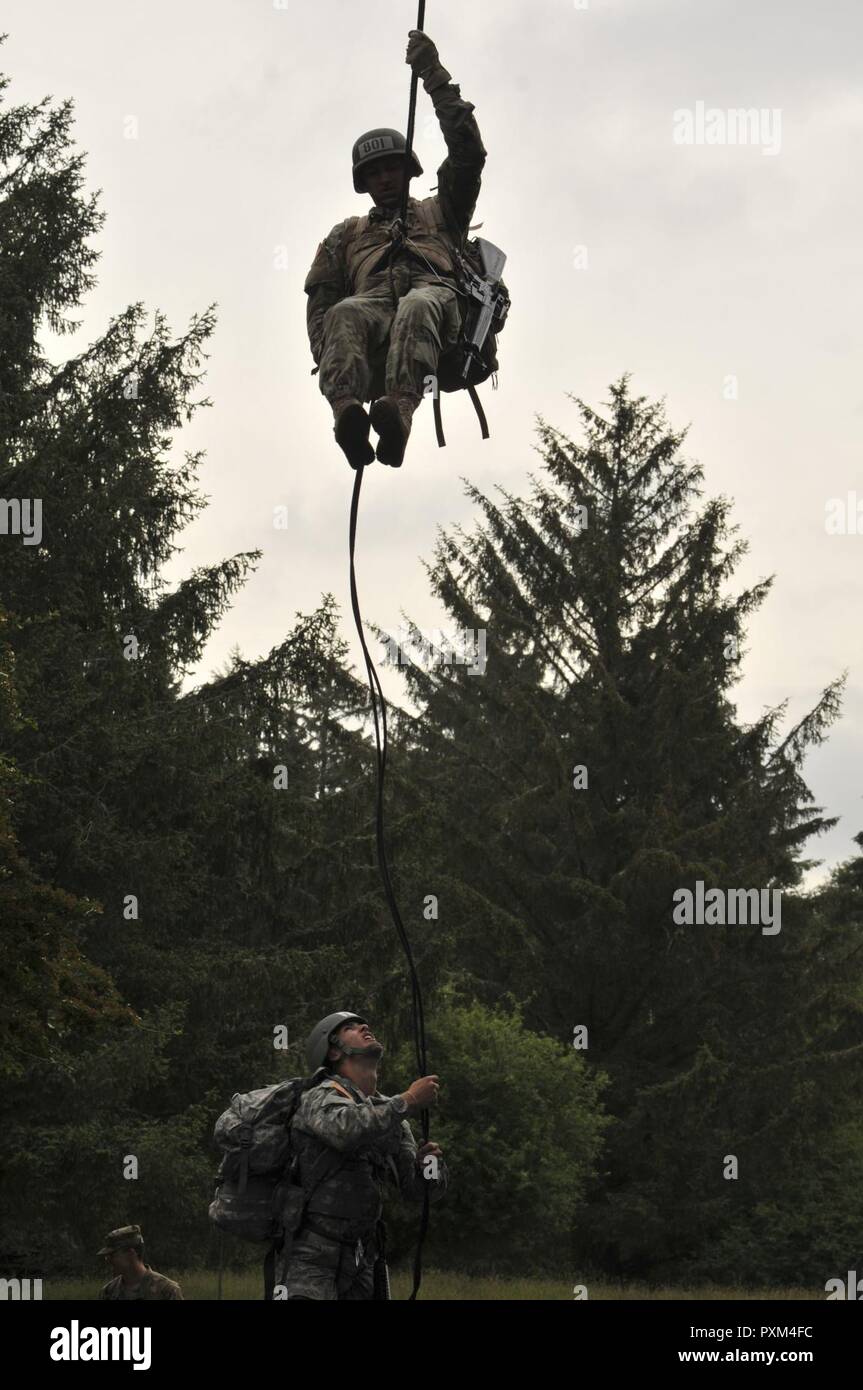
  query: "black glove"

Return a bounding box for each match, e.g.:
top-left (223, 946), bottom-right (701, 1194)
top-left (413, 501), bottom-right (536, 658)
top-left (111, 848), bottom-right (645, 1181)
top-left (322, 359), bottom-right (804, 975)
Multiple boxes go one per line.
top-left (406, 29), bottom-right (440, 77)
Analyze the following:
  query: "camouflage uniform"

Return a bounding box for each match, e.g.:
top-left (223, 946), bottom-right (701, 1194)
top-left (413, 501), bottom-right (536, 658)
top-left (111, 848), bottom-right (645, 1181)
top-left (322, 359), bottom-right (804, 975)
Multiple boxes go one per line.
top-left (304, 64), bottom-right (487, 407)
top-left (97, 1224), bottom-right (183, 1300)
top-left (283, 1072), bottom-right (447, 1300)
top-left (99, 1267), bottom-right (184, 1301)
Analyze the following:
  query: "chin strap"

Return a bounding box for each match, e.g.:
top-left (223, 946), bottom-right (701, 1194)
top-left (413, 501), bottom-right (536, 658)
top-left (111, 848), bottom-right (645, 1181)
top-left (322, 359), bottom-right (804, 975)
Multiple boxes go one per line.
top-left (331, 1040), bottom-right (382, 1060)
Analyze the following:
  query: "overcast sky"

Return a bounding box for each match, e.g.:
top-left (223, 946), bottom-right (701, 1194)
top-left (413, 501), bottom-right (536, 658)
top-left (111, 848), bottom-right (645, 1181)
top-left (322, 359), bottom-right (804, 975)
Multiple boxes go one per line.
top-left (5, 0), bottom-right (862, 883)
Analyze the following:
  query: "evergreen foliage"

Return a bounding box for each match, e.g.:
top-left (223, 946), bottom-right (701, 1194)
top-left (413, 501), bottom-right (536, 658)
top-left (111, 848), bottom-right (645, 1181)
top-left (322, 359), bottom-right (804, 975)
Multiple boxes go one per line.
top-left (1, 52), bottom-right (860, 1286)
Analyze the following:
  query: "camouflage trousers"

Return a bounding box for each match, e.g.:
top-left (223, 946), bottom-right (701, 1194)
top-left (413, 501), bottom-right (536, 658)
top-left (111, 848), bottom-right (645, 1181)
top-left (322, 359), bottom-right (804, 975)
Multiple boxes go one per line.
top-left (282, 1226), bottom-right (379, 1301)
top-left (317, 265), bottom-right (461, 407)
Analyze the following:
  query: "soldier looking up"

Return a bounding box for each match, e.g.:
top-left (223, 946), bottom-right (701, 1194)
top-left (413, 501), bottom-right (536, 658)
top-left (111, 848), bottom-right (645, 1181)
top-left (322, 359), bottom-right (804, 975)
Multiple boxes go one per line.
top-left (283, 1011), bottom-right (446, 1300)
top-left (304, 30), bottom-right (487, 469)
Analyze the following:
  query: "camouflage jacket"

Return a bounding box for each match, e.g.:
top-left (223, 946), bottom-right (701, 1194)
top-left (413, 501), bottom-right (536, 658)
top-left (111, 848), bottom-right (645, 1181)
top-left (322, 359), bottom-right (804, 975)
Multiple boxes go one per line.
top-left (304, 61), bottom-right (487, 363)
top-left (290, 1072), bottom-right (448, 1240)
top-left (99, 1267), bottom-right (183, 1301)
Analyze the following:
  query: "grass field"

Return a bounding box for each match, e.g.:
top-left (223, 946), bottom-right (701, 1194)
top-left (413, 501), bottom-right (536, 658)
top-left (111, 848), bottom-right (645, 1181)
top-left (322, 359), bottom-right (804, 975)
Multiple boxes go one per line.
top-left (45, 1270), bottom-right (826, 1301)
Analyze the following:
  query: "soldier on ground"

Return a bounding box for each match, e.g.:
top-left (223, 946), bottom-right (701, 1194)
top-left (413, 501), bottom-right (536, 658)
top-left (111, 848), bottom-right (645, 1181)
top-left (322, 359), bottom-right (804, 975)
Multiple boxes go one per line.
top-left (283, 1011), bottom-right (446, 1300)
top-left (97, 1225), bottom-right (183, 1301)
top-left (304, 29), bottom-right (487, 469)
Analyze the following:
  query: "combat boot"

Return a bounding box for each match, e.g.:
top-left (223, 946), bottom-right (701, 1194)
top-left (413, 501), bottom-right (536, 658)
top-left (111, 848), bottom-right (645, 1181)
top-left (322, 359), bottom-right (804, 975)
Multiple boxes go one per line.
top-left (369, 391), bottom-right (422, 468)
top-left (332, 396), bottom-right (374, 470)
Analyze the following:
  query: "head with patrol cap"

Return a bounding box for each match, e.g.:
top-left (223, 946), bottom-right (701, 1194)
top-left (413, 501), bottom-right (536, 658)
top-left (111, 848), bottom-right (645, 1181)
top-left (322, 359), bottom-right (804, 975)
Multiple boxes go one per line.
top-left (98, 1224), bottom-right (146, 1279)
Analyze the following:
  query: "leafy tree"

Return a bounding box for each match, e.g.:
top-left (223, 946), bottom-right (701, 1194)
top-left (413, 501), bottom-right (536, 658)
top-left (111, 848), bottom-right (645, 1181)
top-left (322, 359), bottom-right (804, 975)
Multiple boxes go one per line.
top-left (387, 993), bottom-right (609, 1274)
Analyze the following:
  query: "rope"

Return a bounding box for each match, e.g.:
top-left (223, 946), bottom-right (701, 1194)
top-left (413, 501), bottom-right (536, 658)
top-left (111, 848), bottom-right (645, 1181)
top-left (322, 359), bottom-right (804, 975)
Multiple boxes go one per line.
top-left (343, 0), bottom-right (432, 1302)
top-left (399, 0), bottom-right (427, 231)
top-left (386, 0), bottom-right (428, 311)
top-left (348, 464), bottom-right (430, 1301)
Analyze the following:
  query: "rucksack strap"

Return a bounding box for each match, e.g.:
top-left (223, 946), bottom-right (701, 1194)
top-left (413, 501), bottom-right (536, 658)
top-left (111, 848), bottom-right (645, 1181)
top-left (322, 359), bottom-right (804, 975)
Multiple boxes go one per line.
top-left (339, 215), bottom-right (366, 288)
top-left (263, 1241), bottom-right (277, 1301)
top-left (433, 393), bottom-right (445, 448)
top-left (238, 1123), bottom-right (253, 1193)
top-left (467, 384), bottom-right (490, 440)
top-left (432, 384), bottom-right (490, 448)
top-left (341, 214), bottom-right (366, 254)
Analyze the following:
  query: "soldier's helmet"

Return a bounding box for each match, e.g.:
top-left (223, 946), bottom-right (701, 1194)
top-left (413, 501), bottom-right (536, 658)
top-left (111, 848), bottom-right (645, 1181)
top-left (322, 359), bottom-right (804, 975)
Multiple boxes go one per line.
top-left (305, 1011), bottom-right (369, 1072)
top-left (352, 128), bottom-right (423, 193)
top-left (98, 1224), bottom-right (144, 1256)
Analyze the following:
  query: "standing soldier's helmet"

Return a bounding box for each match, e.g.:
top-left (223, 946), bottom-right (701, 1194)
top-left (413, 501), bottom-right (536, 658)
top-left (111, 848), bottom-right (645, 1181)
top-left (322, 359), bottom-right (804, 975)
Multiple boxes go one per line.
top-left (351, 128), bottom-right (423, 193)
top-left (306, 1011), bottom-right (371, 1072)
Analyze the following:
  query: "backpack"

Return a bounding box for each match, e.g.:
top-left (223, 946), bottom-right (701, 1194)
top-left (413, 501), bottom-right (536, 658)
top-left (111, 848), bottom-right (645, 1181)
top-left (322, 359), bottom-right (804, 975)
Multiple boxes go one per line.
top-left (208, 1072), bottom-right (326, 1246)
top-left (432, 233), bottom-right (510, 446)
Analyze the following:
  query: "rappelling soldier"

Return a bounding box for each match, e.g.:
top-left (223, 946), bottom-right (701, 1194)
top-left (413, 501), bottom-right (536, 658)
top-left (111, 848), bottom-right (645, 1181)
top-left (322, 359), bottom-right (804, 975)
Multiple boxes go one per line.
top-left (304, 30), bottom-right (487, 469)
top-left (282, 1011), bottom-right (447, 1300)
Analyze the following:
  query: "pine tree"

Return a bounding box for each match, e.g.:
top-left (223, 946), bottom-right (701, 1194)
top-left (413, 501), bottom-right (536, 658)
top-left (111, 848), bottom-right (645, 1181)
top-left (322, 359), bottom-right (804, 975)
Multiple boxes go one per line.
top-left (0, 601), bottom-right (132, 1084)
top-left (394, 377), bottom-right (862, 1279)
top-left (0, 52), bottom-right (407, 1269)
